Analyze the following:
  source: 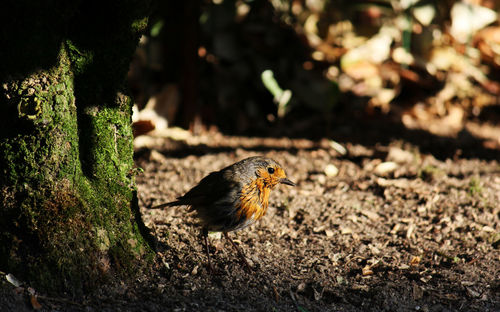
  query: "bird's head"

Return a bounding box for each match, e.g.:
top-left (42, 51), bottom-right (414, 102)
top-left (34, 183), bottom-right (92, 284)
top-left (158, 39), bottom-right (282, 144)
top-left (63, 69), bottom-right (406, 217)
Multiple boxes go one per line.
top-left (254, 157), bottom-right (295, 189)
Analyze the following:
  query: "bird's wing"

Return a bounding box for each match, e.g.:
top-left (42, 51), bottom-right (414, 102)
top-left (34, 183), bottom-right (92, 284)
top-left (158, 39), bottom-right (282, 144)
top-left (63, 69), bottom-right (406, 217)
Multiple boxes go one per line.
top-left (175, 171), bottom-right (239, 206)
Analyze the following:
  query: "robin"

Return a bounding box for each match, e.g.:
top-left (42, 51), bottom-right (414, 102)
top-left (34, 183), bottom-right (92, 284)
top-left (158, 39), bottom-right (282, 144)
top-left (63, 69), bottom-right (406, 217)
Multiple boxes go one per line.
top-left (153, 156), bottom-right (295, 271)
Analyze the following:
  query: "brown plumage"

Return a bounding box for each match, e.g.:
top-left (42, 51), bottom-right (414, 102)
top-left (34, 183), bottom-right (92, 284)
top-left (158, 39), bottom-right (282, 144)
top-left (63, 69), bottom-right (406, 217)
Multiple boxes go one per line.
top-left (153, 156), bottom-right (295, 271)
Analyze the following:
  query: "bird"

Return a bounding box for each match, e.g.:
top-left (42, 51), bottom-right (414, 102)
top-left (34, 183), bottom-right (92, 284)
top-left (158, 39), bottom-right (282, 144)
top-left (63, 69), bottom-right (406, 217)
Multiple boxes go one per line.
top-left (152, 156), bottom-right (295, 272)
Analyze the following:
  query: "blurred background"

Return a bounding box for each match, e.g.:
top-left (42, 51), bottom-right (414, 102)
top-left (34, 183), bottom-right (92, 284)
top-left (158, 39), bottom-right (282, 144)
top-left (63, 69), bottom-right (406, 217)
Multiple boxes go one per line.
top-left (129, 0), bottom-right (500, 150)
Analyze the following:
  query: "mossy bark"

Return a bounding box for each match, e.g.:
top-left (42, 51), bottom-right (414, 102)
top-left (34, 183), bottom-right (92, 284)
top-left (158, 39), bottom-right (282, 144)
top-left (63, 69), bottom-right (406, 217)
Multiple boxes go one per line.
top-left (0, 1), bottom-right (153, 294)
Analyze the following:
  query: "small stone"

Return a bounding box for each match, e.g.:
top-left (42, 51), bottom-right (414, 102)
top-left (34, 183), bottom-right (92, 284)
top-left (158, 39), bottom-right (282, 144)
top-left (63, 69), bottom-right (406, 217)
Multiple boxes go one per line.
top-left (324, 164), bottom-right (339, 177)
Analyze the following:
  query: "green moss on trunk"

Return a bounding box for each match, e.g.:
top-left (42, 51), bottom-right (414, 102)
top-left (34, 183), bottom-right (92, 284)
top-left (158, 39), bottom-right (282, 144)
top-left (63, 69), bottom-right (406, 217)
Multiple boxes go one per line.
top-left (0, 1), bottom-right (153, 294)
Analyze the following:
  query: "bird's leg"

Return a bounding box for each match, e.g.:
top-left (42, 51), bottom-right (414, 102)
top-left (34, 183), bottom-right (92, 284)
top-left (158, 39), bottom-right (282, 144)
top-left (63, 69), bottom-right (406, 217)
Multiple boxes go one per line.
top-left (201, 228), bottom-right (215, 273)
top-left (223, 232), bottom-right (252, 271)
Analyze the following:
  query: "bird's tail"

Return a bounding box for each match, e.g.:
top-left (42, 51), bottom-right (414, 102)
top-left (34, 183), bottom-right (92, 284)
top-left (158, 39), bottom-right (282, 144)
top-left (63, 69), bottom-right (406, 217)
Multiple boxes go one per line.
top-left (151, 200), bottom-right (181, 209)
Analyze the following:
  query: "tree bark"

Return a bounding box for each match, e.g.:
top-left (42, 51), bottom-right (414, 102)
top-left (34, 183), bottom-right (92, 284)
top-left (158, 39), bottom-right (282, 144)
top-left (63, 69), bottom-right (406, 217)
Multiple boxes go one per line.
top-left (0, 0), bottom-right (153, 294)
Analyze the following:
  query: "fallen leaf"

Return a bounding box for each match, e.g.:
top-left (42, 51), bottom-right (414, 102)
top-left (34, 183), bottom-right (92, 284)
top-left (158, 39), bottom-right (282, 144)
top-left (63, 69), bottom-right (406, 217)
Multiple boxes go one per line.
top-left (410, 256), bottom-right (421, 266)
top-left (413, 4), bottom-right (436, 26)
top-left (362, 265), bottom-right (373, 276)
top-left (474, 26), bottom-right (500, 68)
top-left (450, 2), bottom-right (497, 44)
top-left (30, 295), bottom-right (42, 310)
top-left (6, 274), bottom-right (22, 287)
top-left (132, 119), bottom-right (155, 137)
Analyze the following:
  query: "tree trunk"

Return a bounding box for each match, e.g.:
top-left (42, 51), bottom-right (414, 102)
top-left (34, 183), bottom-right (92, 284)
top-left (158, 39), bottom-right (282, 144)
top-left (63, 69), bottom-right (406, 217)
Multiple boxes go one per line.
top-left (0, 1), bottom-right (153, 294)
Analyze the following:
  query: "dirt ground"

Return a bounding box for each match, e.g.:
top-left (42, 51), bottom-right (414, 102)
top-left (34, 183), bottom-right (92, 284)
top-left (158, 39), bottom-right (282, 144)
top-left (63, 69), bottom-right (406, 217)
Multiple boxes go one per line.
top-left (2, 119), bottom-right (499, 311)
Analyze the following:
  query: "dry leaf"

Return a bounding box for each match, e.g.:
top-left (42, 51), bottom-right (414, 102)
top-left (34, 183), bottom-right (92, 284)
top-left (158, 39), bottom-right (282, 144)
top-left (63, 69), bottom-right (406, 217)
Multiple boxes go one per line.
top-left (132, 119), bottom-right (155, 137)
top-left (410, 256), bottom-right (421, 266)
top-left (362, 265), bottom-right (374, 276)
top-left (474, 26), bottom-right (500, 68)
top-left (450, 2), bottom-right (497, 44)
top-left (413, 4), bottom-right (436, 26)
top-left (30, 295), bottom-right (42, 310)
top-left (6, 274), bottom-right (22, 287)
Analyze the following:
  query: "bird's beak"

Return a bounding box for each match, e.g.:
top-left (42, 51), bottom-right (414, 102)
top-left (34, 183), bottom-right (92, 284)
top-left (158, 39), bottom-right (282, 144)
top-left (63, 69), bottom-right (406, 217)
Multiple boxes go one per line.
top-left (280, 178), bottom-right (296, 186)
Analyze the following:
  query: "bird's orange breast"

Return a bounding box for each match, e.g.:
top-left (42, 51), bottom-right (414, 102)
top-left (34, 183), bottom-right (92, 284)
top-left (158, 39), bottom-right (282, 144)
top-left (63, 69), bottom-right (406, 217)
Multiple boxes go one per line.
top-left (237, 178), bottom-right (270, 222)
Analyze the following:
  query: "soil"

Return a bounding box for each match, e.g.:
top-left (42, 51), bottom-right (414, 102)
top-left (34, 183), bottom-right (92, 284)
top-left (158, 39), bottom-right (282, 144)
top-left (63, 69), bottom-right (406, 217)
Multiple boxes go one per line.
top-left (1, 119), bottom-right (499, 311)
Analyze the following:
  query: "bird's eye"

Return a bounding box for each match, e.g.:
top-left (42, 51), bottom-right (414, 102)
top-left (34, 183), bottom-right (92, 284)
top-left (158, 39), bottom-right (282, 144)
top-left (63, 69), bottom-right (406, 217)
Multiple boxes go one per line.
top-left (267, 167), bottom-right (275, 174)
